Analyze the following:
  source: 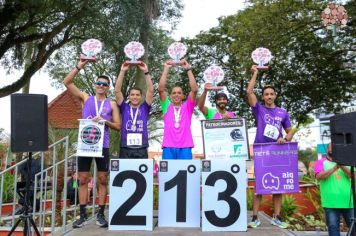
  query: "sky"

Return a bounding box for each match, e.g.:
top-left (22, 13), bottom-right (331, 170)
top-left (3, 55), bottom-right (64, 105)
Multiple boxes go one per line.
top-left (0, 0), bottom-right (248, 152)
top-left (0, 0), bottom-right (322, 151)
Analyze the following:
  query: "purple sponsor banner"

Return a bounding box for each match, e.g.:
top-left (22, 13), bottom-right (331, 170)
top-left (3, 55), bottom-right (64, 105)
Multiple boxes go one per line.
top-left (254, 142), bottom-right (299, 194)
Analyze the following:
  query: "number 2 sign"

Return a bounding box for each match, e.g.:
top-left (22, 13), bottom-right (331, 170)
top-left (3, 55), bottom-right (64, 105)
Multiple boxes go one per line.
top-left (108, 159), bottom-right (153, 231)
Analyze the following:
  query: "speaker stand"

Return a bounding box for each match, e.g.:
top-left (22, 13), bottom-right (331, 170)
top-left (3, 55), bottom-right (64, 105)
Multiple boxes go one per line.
top-left (8, 152), bottom-right (40, 236)
top-left (347, 166), bottom-right (356, 236)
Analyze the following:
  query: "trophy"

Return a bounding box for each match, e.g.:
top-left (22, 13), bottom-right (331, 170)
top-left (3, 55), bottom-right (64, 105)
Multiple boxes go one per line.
top-left (167, 42), bottom-right (187, 65)
top-left (124, 41), bottom-right (145, 65)
top-left (251, 47), bottom-right (273, 70)
top-left (80, 39), bottom-right (102, 62)
top-left (203, 65), bottom-right (225, 90)
top-left (321, 3), bottom-right (348, 37)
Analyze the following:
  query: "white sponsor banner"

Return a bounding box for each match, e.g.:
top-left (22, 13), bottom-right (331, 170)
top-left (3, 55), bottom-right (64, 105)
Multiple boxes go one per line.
top-left (158, 160), bottom-right (200, 227)
top-left (76, 119), bottom-right (105, 157)
top-left (202, 159), bottom-right (247, 231)
top-left (202, 118), bottom-right (249, 160)
top-left (108, 159), bottom-right (153, 231)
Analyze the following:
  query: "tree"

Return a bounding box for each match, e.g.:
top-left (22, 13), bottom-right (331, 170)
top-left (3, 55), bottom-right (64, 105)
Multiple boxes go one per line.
top-left (185, 0), bottom-right (355, 127)
top-left (0, 0), bottom-right (183, 97)
top-left (0, 0), bottom-right (111, 97)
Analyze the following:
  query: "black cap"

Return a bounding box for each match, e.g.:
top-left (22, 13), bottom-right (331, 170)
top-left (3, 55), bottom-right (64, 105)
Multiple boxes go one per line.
top-left (214, 92), bottom-right (228, 101)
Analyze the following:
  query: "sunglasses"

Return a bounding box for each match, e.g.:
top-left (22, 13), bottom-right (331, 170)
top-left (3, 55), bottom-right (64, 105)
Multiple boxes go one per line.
top-left (95, 81), bottom-right (109, 87)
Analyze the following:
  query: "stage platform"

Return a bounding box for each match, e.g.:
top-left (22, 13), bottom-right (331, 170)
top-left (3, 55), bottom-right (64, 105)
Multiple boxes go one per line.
top-left (64, 211), bottom-right (296, 236)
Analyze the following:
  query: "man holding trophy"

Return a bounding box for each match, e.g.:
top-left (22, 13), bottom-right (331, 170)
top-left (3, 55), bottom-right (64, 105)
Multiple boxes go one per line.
top-left (64, 52), bottom-right (120, 228)
top-left (247, 64), bottom-right (294, 229)
top-left (115, 61), bottom-right (153, 159)
top-left (158, 58), bottom-right (198, 160)
top-left (198, 84), bottom-right (236, 120)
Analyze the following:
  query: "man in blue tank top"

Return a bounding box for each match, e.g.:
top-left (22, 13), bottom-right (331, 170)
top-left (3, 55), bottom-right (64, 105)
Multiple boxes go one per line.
top-left (64, 59), bottom-right (120, 228)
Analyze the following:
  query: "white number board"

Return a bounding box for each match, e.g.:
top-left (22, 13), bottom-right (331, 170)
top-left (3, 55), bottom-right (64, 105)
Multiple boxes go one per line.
top-left (158, 160), bottom-right (200, 227)
top-left (108, 159), bottom-right (153, 231)
top-left (202, 159), bottom-right (247, 231)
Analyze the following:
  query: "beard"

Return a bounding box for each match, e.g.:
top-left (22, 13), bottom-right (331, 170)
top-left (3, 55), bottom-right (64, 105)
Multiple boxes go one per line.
top-left (217, 103), bottom-right (226, 109)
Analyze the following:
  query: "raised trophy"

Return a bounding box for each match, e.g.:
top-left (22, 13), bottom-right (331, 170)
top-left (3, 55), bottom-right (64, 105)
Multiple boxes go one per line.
top-left (251, 47), bottom-right (273, 70)
top-left (80, 39), bottom-right (102, 62)
top-left (203, 65), bottom-right (225, 90)
top-left (321, 3), bottom-right (348, 37)
top-left (167, 42), bottom-right (187, 65)
top-left (124, 41), bottom-right (145, 65)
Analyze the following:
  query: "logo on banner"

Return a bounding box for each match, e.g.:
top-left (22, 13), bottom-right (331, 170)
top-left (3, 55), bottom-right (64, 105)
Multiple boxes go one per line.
top-left (262, 173), bottom-right (280, 190)
top-left (160, 161), bottom-right (168, 172)
top-left (80, 125), bottom-right (102, 144)
top-left (202, 160), bottom-right (211, 172)
top-left (111, 160), bottom-right (119, 171)
top-left (230, 129), bottom-right (244, 141)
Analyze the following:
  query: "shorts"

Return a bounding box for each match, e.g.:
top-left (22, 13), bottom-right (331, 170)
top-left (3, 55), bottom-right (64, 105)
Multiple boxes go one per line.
top-left (78, 148), bottom-right (109, 172)
top-left (162, 147), bottom-right (192, 160)
top-left (119, 147), bottom-right (148, 159)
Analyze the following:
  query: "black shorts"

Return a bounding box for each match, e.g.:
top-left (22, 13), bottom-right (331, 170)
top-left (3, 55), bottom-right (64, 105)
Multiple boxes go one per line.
top-left (78, 148), bottom-right (109, 172)
top-left (119, 147), bottom-right (148, 159)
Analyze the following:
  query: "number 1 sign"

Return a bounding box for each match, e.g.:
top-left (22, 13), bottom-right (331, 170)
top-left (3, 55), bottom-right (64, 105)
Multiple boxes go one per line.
top-left (108, 159), bottom-right (153, 231)
top-left (202, 159), bottom-right (247, 231)
top-left (158, 160), bottom-right (200, 227)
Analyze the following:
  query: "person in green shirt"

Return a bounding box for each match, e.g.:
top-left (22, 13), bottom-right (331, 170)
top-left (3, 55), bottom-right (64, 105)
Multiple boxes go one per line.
top-left (314, 144), bottom-right (353, 236)
top-left (198, 83), bottom-right (235, 120)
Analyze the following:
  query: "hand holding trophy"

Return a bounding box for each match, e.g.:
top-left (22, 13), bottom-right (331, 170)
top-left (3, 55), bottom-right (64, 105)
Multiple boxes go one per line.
top-left (167, 42), bottom-right (187, 66)
top-left (203, 65), bottom-right (225, 90)
top-left (80, 39), bottom-right (103, 62)
top-left (124, 41), bottom-right (145, 65)
top-left (251, 47), bottom-right (273, 71)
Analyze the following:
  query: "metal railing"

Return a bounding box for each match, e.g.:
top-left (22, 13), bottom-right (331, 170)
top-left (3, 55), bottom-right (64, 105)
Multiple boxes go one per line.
top-left (0, 136), bottom-right (98, 235)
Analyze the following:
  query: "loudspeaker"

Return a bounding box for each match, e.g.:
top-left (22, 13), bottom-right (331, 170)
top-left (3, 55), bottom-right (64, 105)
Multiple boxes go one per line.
top-left (11, 94), bottom-right (48, 152)
top-left (330, 111), bottom-right (356, 166)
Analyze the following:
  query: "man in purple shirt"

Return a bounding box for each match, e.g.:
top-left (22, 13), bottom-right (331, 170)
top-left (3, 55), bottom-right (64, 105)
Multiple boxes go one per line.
top-left (64, 59), bottom-right (120, 228)
top-left (247, 65), bottom-right (294, 229)
top-left (115, 61), bottom-right (153, 158)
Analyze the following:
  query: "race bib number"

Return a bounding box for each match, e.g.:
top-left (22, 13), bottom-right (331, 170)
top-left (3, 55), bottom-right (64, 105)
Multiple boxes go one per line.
top-left (263, 124), bottom-right (279, 140)
top-left (127, 133), bottom-right (142, 146)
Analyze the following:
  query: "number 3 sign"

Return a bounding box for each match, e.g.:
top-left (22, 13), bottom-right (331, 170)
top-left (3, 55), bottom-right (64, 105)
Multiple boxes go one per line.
top-left (108, 159), bottom-right (153, 231)
top-left (202, 159), bottom-right (247, 231)
top-left (158, 160), bottom-right (201, 227)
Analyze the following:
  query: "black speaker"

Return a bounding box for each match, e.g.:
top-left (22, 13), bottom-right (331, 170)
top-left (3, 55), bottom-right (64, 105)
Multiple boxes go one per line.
top-left (330, 111), bottom-right (356, 166)
top-left (11, 94), bottom-right (48, 152)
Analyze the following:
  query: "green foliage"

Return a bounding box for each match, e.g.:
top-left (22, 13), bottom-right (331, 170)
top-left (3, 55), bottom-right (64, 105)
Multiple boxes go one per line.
top-left (301, 168), bottom-right (319, 186)
top-left (247, 188), bottom-right (254, 211)
top-left (298, 148), bottom-right (317, 173)
top-left (280, 195), bottom-right (300, 219)
top-left (305, 187), bottom-right (325, 223)
top-left (1, 172), bottom-right (15, 203)
top-left (153, 184), bottom-right (159, 210)
top-left (185, 0), bottom-right (356, 127)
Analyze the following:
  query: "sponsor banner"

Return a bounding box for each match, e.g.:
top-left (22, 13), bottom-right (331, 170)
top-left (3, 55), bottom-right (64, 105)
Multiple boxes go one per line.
top-left (202, 118), bottom-right (249, 160)
top-left (254, 142), bottom-right (299, 194)
top-left (76, 119), bottom-right (104, 157)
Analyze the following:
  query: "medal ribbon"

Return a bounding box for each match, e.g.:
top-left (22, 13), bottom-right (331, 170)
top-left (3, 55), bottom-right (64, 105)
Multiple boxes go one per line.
top-left (130, 105), bottom-right (140, 127)
top-left (94, 96), bottom-right (105, 116)
top-left (173, 106), bottom-right (181, 125)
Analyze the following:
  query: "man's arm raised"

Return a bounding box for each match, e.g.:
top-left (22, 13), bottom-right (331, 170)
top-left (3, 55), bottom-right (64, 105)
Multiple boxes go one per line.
top-left (115, 62), bottom-right (129, 106)
top-left (198, 83), bottom-right (213, 116)
top-left (246, 65), bottom-right (259, 107)
top-left (138, 62), bottom-right (154, 105)
top-left (158, 60), bottom-right (172, 102)
top-left (63, 60), bottom-right (89, 103)
top-left (181, 59), bottom-right (198, 101)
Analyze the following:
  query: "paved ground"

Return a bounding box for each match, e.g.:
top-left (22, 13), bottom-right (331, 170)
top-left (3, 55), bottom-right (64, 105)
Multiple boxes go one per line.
top-left (64, 212), bottom-right (295, 236)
